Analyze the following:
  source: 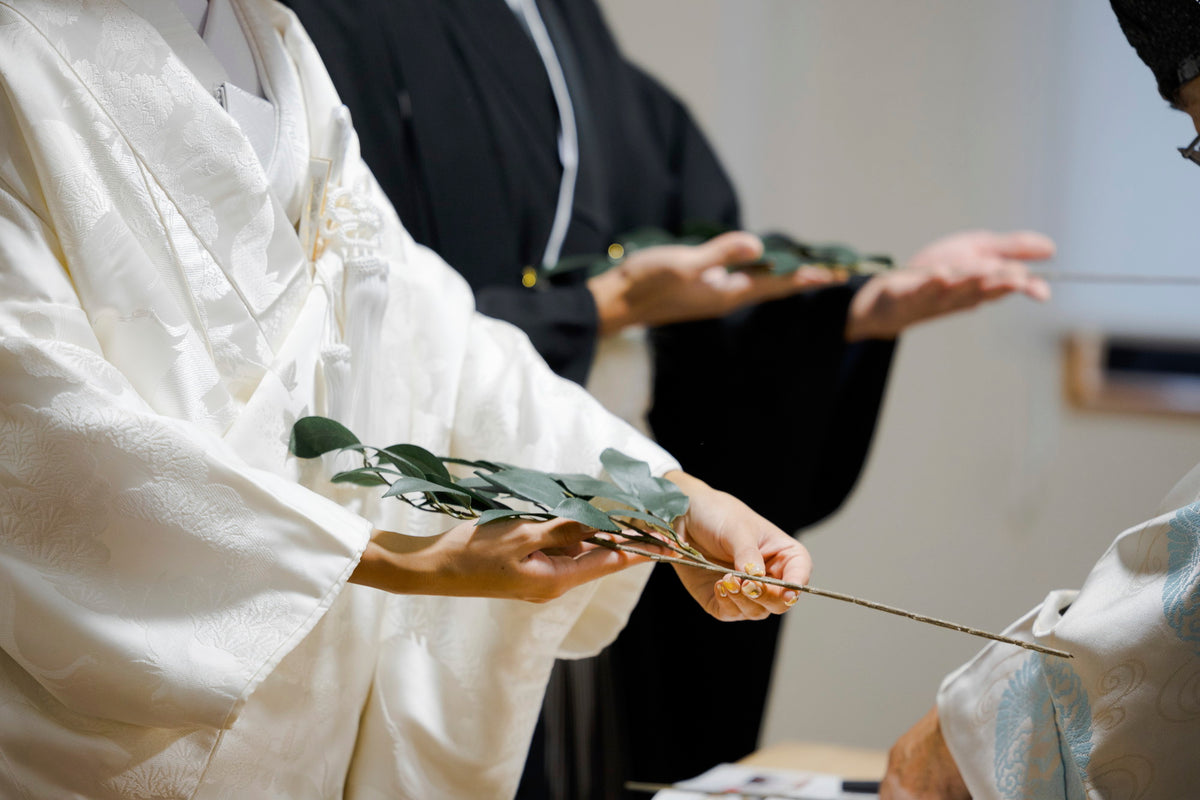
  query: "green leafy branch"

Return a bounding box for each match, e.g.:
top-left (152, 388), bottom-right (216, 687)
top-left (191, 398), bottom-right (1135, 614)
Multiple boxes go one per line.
top-left (543, 223), bottom-right (894, 281)
top-left (290, 416), bottom-right (702, 562)
top-left (290, 416), bottom-right (1071, 660)
top-left (748, 232), bottom-right (894, 277)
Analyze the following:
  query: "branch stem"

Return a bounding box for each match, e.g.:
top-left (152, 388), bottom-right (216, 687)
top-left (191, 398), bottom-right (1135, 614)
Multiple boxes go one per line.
top-left (594, 539), bottom-right (1073, 660)
top-left (345, 438), bottom-right (1070, 660)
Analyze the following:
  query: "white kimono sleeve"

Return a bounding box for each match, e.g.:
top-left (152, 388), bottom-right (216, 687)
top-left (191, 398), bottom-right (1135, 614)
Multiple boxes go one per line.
top-left (369, 214), bottom-right (676, 659)
top-left (454, 311), bottom-right (664, 659)
top-left (937, 493), bottom-right (1200, 800)
top-left (0, 180), bottom-right (373, 731)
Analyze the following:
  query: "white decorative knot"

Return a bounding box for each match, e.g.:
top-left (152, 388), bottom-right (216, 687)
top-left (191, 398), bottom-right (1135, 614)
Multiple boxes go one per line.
top-left (321, 183), bottom-right (383, 260)
top-left (318, 342), bottom-right (352, 366)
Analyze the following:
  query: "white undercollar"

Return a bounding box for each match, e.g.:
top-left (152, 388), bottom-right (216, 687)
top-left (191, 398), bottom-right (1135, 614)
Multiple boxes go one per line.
top-left (124, 0), bottom-right (229, 94)
top-left (176, 0), bottom-right (208, 34)
top-left (125, 0), bottom-right (303, 218)
top-left (175, 0), bottom-right (264, 99)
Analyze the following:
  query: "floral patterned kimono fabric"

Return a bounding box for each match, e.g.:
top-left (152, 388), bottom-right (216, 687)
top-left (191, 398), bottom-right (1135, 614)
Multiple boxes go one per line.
top-left (0, 1), bottom-right (675, 797)
top-left (938, 461), bottom-right (1200, 799)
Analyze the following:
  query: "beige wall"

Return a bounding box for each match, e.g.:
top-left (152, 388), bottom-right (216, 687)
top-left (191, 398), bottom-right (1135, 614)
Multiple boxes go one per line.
top-left (599, 0), bottom-right (1200, 750)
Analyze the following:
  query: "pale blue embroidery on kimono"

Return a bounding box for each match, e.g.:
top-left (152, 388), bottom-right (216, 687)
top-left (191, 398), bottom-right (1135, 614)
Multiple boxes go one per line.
top-left (1163, 502), bottom-right (1200, 656)
top-left (994, 657), bottom-right (1093, 800)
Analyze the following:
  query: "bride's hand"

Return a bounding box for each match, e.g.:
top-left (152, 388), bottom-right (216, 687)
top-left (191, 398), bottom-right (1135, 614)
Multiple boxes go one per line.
top-left (665, 470), bottom-right (813, 620)
top-left (350, 517), bottom-right (646, 602)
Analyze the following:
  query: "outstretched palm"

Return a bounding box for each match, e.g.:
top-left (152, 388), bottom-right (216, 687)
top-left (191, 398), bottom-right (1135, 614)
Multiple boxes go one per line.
top-left (845, 229), bottom-right (1055, 341)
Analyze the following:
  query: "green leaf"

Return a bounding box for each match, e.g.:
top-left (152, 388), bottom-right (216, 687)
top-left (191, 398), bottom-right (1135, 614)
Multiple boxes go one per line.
top-left (372, 449), bottom-right (429, 479)
top-left (808, 243), bottom-right (859, 265)
top-left (599, 449), bottom-right (658, 497)
top-left (456, 475), bottom-right (498, 490)
top-left (763, 249), bottom-right (802, 275)
top-left (478, 468), bottom-right (570, 509)
top-left (476, 508), bottom-right (554, 526)
top-left (441, 456), bottom-right (512, 472)
top-left (450, 482), bottom-right (512, 511)
top-left (331, 468), bottom-right (390, 487)
top-left (382, 477), bottom-right (473, 502)
top-left (380, 444), bottom-right (451, 481)
top-left (641, 477), bottom-right (690, 521)
top-left (549, 473), bottom-right (643, 509)
top-left (551, 497), bottom-right (621, 533)
top-left (597, 449), bottom-right (688, 520)
top-left (289, 416), bottom-right (360, 458)
top-left (608, 508), bottom-right (674, 532)
top-left (408, 474), bottom-right (508, 511)
top-left (759, 232), bottom-right (795, 252)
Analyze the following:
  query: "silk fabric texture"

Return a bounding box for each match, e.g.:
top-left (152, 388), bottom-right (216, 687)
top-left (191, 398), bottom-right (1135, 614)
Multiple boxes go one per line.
top-left (938, 462), bottom-right (1200, 798)
top-left (0, 1), bottom-right (678, 797)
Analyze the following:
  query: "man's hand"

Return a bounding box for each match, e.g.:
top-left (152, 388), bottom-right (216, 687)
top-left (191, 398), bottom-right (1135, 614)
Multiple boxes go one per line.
top-left (845, 230), bottom-right (1055, 341)
top-left (589, 231), bottom-right (843, 336)
top-left (665, 470), bottom-right (813, 621)
top-left (880, 706), bottom-right (971, 800)
top-left (350, 518), bottom-right (645, 602)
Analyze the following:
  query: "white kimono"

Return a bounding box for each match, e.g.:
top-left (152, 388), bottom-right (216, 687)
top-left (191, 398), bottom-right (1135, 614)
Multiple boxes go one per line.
top-left (938, 462), bottom-right (1200, 799)
top-left (0, 1), bottom-right (673, 797)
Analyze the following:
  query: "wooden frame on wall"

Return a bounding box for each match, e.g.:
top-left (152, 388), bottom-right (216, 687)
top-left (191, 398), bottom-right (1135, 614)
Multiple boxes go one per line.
top-left (1064, 333), bottom-right (1200, 419)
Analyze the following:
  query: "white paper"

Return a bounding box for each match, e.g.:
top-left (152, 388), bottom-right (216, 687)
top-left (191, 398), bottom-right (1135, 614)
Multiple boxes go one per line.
top-left (652, 763), bottom-right (879, 800)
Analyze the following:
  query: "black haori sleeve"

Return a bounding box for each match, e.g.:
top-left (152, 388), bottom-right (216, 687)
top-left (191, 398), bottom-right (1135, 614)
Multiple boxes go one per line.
top-left (650, 277), bottom-right (896, 535)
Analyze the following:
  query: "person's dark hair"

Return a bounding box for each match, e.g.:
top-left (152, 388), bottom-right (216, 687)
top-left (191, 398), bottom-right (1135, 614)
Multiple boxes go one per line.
top-left (1111, 0), bottom-right (1200, 104)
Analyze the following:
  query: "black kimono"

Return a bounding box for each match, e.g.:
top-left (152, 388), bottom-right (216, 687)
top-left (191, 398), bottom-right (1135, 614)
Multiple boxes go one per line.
top-left (283, 0), bottom-right (896, 796)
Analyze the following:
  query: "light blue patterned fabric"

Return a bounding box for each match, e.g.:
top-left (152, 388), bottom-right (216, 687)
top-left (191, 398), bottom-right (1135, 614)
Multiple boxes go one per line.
top-left (1163, 502), bottom-right (1200, 656)
top-left (944, 488), bottom-right (1200, 798)
top-left (993, 657), bottom-right (1092, 800)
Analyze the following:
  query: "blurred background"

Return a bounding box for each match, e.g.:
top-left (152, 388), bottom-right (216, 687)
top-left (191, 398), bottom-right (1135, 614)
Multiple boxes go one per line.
top-left (598, 0), bottom-right (1200, 750)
